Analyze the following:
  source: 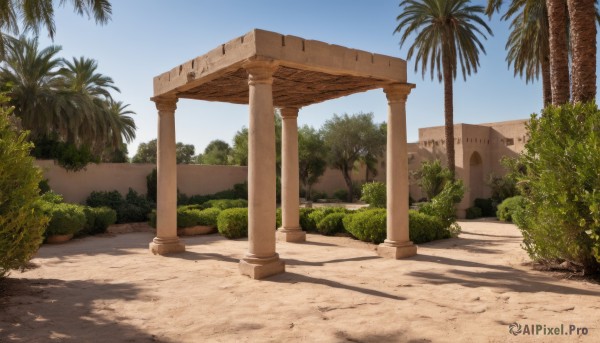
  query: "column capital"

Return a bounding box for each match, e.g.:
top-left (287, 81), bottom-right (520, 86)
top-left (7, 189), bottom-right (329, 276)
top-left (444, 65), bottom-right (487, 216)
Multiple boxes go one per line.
top-left (243, 60), bottom-right (279, 85)
top-left (152, 96), bottom-right (178, 113)
top-left (280, 107), bottom-right (300, 119)
top-left (383, 83), bottom-right (416, 103)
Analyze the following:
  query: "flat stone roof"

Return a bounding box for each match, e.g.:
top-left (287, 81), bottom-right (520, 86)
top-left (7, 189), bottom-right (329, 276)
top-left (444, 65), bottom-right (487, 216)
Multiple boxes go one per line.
top-left (153, 29), bottom-right (408, 107)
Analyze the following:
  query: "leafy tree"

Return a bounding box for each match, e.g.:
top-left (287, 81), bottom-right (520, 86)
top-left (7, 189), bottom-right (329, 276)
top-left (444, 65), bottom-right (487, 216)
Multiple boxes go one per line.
top-left (197, 139), bottom-right (231, 165)
top-left (132, 139), bottom-right (196, 164)
top-left (0, 0), bottom-right (112, 56)
top-left (413, 159), bottom-right (453, 200)
top-left (229, 110), bottom-right (282, 168)
top-left (395, 0), bottom-right (492, 175)
top-left (131, 139), bottom-right (157, 164)
top-left (0, 94), bottom-right (48, 277)
top-left (298, 125), bottom-right (327, 199)
top-left (321, 112), bottom-right (385, 202)
top-left (176, 142), bottom-right (195, 164)
top-left (230, 127), bottom-right (249, 166)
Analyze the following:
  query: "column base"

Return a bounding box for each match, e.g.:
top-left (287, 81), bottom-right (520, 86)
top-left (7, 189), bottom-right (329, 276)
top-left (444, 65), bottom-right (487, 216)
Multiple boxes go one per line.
top-left (377, 240), bottom-right (417, 259)
top-left (149, 237), bottom-right (185, 255)
top-left (276, 228), bottom-right (306, 242)
top-left (239, 254), bottom-right (285, 280)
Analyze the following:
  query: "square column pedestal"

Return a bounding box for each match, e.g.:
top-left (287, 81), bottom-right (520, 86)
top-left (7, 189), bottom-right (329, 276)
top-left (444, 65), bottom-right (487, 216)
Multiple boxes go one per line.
top-left (149, 237), bottom-right (185, 255)
top-left (377, 241), bottom-right (417, 259)
top-left (239, 254), bottom-right (285, 280)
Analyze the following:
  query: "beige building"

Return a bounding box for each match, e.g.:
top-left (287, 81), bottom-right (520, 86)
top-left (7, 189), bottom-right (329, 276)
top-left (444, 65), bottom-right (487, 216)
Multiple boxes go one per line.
top-left (407, 119), bottom-right (528, 216)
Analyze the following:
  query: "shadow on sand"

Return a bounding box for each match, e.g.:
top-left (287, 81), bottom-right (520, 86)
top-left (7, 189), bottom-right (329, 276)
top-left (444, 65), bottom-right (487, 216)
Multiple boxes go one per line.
top-left (0, 278), bottom-right (175, 343)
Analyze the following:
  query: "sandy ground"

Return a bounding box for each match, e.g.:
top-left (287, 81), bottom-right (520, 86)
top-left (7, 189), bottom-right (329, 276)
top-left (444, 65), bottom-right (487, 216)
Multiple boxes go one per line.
top-left (1, 220), bottom-right (599, 343)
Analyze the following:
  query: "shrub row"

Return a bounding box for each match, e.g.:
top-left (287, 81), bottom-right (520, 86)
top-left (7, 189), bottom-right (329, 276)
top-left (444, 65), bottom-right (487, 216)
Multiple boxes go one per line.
top-left (149, 207), bottom-right (222, 229)
top-left (36, 195), bottom-right (117, 238)
top-left (86, 188), bottom-right (153, 224)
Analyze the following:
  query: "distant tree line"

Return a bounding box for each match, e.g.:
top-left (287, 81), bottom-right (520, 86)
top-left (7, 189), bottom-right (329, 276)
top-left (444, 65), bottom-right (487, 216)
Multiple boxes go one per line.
top-left (133, 111), bottom-right (386, 202)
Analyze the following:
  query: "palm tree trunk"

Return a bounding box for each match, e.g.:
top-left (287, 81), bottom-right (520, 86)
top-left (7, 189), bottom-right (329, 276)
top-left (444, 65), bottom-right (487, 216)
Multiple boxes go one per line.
top-left (542, 54), bottom-right (552, 107)
top-left (567, 0), bottom-right (597, 103)
top-left (442, 53), bottom-right (455, 177)
top-left (546, 0), bottom-right (570, 105)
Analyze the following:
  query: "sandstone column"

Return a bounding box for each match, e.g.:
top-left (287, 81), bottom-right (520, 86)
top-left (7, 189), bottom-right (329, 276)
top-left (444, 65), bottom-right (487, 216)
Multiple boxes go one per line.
top-left (378, 83), bottom-right (417, 259)
top-left (149, 96), bottom-right (185, 255)
top-left (277, 107), bottom-right (306, 243)
top-left (239, 60), bottom-right (285, 279)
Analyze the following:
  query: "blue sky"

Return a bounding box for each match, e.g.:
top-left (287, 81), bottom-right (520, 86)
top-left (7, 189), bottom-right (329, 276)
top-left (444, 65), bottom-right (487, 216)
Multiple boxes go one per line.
top-left (37, 0), bottom-right (597, 156)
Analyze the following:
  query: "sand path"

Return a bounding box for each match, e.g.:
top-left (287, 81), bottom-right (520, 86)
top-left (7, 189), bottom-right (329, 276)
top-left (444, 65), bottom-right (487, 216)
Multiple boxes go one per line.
top-left (1, 220), bottom-right (599, 342)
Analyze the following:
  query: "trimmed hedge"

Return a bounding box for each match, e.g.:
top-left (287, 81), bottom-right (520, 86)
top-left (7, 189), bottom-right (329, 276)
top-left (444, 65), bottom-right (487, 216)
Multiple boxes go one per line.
top-left (204, 199), bottom-right (248, 210)
top-left (408, 210), bottom-right (447, 243)
top-left (149, 207), bottom-right (222, 229)
top-left (39, 202), bottom-right (86, 236)
top-left (343, 209), bottom-right (447, 244)
top-left (80, 207), bottom-right (116, 236)
top-left (299, 208), bottom-right (317, 231)
top-left (466, 206), bottom-right (482, 219)
top-left (496, 196), bottom-right (525, 222)
top-left (217, 208), bottom-right (248, 239)
top-left (343, 209), bottom-right (387, 243)
top-left (316, 213), bottom-right (346, 235)
top-left (307, 207), bottom-right (347, 229)
top-left (197, 208), bottom-right (221, 227)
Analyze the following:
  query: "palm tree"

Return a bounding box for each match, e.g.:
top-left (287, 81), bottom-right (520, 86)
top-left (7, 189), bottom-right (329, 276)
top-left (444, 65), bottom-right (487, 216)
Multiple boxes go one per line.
top-left (61, 56), bottom-right (120, 151)
top-left (107, 100), bottom-right (136, 147)
top-left (0, 36), bottom-right (136, 156)
top-left (487, 0), bottom-right (551, 106)
top-left (567, 0), bottom-right (596, 103)
top-left (545, 0), bottom-right (570, 105)
top-left (0, 36), bottom-right (71, 138)
top-left (0, 0), bottom-right (112, 56)
top-left (395, 0), bottom-right (492, 176)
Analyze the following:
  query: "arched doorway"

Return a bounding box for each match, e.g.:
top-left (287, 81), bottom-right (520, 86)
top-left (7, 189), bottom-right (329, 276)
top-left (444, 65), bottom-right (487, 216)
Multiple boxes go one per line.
top-left (469, 151), bottom-right (483, 200)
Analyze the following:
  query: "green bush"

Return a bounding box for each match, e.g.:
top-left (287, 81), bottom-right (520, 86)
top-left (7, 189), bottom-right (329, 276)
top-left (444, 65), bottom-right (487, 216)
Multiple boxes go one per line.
top-left (87, 188), bottom-right (153, 224)
top-left (343, 209), bottom-right (387, 243)
top-left (150, 207), bottom-right (222, 229)
top-left (197, 208), bottom-right (221, 227)
top-left (86, 190), bottom-right (123, 209)
top-left (419, 180), bottom-right (465, 228)
top-left (316, 213), bottom-right (346, 235)
top-left (510, 102), bottom-right (600, 273)
top-left (0, 99), bottom-right (48, 277)
top-left (308, 207), bottom-right (347, 229)
top-left (148, 210), bottom-right (157, 228)
top-left (408, 210), bottom-right (447, 243)
top-left (204, 199), bottom-right (248, 210)
top-left (233, 182), bottom-right (248, 200)
top-left (333, 189), bottom-right (349, 202)
top-left (343, 209), bottom-right (447, 244)
top-left (146, 168), bottom-right (157, 203)
top-left (217, 208), bottom-right (248, 239)
top-left (39, 202), bottom-right (86, 236)
top-left (474, 198), bottom-right (495, 217)
top-left (80, 207), bottom-right (117, 236)
top-left (276, 208), bottom-right (282, 228)
top-left (496, 196), bottom-right (525, 222)
top-left (40, 191), bottom-right (64, 204)
top-left (361, 182), bottom-right (386, 208)
top-left (299, 208), bottom-right (317, 231)
top-left (487, 173), bottom-right (518, 204)
top-left (466, 206), bottom-right (482, 219)
top-left (178, 204), bottom-right (209, 211)
top-left (177, 207), bottom-right (202, 228)
top-left (413, 159), bottom-right (453, 200)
